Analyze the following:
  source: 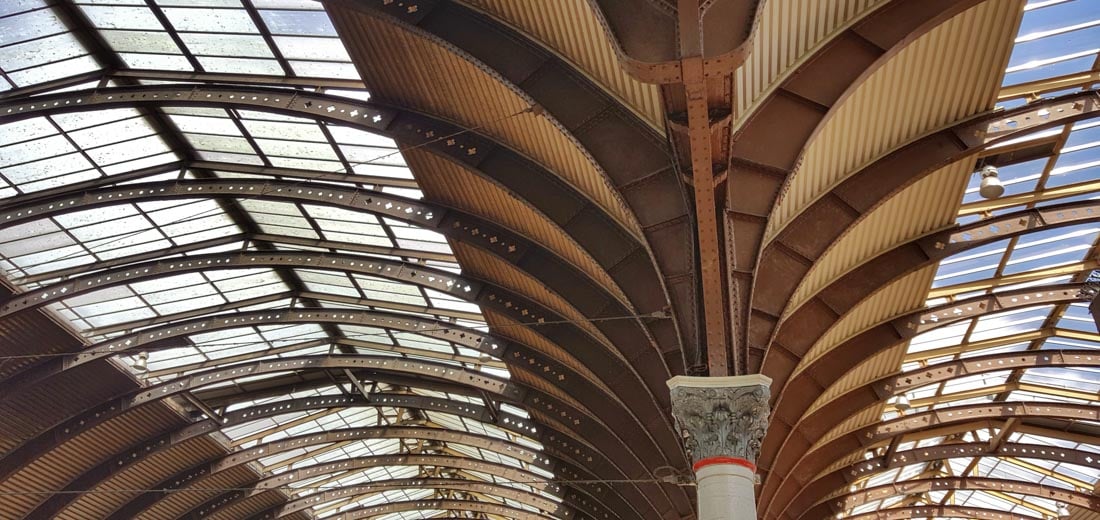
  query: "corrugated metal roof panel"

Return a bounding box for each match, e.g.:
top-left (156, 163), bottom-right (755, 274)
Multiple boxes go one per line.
top-left (449, 241), bottom-right (615, 349)
top-left (735, 0), bottom-right (885, 120)
top-left (0, 403), bottom-right (185, 518)
top-left (60, 435), bottom-right (230, 520)
top-left (809, 343), bottom-right (907, 416)
top-left (405, 149), bottom-right (630, 306)
top-left (787, 161), bottom-right (970, 311)
top-left (767, 0), bottom-right (1023, 240)
top-left (483, 308), bottom-right (616, 396)
top-left (799, 265), bottom-right (936, 370)
top-left (462, 0), bottom-right (665, 130)
top-left (332, 9), bottom-right (642, 237)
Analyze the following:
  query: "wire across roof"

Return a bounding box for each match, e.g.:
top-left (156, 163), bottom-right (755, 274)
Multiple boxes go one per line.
top-left (0, 2), bottom-right (577, 519)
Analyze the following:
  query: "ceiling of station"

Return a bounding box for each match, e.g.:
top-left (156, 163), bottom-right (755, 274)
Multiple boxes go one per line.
top-left (0, 1), bottom-right (1097, 520)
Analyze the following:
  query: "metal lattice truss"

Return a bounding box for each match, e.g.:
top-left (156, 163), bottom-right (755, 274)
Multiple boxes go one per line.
top-left (1, 1), bottom-right (1099, 520)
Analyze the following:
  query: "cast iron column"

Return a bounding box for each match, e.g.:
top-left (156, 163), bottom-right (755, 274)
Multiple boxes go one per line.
top-left (669, 374), bottom-right (771, 519)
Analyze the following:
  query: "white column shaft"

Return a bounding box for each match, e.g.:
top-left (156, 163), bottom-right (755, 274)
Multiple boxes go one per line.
top-left (695, 463), bottom-right (756, 520)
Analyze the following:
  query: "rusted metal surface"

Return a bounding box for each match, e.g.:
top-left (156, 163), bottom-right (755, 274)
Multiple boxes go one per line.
top-left (844, 506), bottom-right (1036, 520)
top-left (242, 479), bottom-right (573, 520)
top-left (0, 86), bottom-right (678, 400)
top-left (0, 176), bottom-right (679, 442)
top-left (766, 401), bottom-right (1099, 520)
top-left (759, 201), bottom-right (1100, 475)
top-left (731, 0), bottom-right (985, 372)
top-left (110, 453), bottom-right (557, 520)
top-left (793, 440), bottom-right (1100, 520)
top-left (634, 0), bottom-right (763, 376)
top-left (812, 477), bottom-right (1099, 519)
top-left (753, 91), bottom-right (1100, 361)
top-left (756, 283), bottom-right (1091, 514)
top-left (332, 0), bottom-right (696, 378)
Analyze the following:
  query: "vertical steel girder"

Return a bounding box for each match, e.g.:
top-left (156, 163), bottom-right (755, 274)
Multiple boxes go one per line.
top-left (754, 92), bottom-right (1100, 386)
top-left (336, 0), bottom-right (697, 375)
top-left (0, 85), bottom-right (678, 414)
top-left (759, 200), bottom-right (1100, 475)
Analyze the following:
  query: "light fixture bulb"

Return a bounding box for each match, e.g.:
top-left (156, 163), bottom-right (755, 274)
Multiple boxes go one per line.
top-left (895, 394), bottom-right (912, 411)
top-left (1056, 502), bottom-right (1070, 518)
top-left (978, 165), bottom-right (1004, 199)
top-left (130, 351), bottom-right (149, 373)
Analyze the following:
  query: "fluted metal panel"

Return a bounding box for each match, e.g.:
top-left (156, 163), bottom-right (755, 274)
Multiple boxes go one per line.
top-left (0, 404), bottom-right (184, 518)
top-left (734, 0), bottom-right (885, 120)
top-left (462, 0), bottom-right (665, 130)
top-left (59, 436), bottom-right (230, 520)
top-left (333, 9), bottom-right (642, 236)
top-left (799, 265), bottom-right (937, 370)
top-left (767, 0), bottom-right (1022, 240)
top-left (449, 241), bottom-right (616, 350)
top-left (787, 161), bottom-right (970, 311)
top-left (405, 149), bottom-right (630, 306)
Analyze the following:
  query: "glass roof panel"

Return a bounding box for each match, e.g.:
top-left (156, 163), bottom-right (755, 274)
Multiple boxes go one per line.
top-left (0, 2), bottom-right (565, 517)
top-left (852, 2), bottom-right (1100, 518)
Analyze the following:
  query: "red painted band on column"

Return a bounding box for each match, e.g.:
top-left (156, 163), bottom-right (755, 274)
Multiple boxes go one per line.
top-left (693, 456), bottom-right (756, 473)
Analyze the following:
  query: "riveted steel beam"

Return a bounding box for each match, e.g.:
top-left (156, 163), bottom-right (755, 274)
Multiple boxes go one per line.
top-left (845, 505), bottom-right (1035, 520)
top-left (0, 310), bottom-right (666, 472)
top-left (794, 440), bottom-right (1100, 520)
top-left (0, 269), bottom-right (678, 479)
top-left (0, 251), bottom-right (482, 320)
top-left (0, 176), bottom-right (677, 436)
top-left (45, 389), bottom-right (629, 518)
top-left (27, 422), bottom-right (567, 520)
top-left (786, 349), bottom-right (1100, 455)
top-left (759, 201), bottom-right (1100, 478)
top-left (167, 431), bottom-right (571, 520)
top-left (2, 345), bottom-right (666, 520)
top-left (807, 477), bottom-right (1099, 520)
top-left (241, 478), bottom-right (572, 520)
top-left (726, 0), bottom-right (986, 372)
top-left (753, 91), bottom-right (1100, 368)
top-left (109, 453), bottom-right (560, 520)
top-left (293, 498), bottom-right (552, 520)
top-left (0, 85), bottom-right (676, 409)
top-left (0, 176), bottom-right (685, 471)
top-left (767, 401), bottom-right (1099, 520)
top-left (757, 283), bottom-right (1091, 514)
top-left (334, 0), bottom-right (696, 380)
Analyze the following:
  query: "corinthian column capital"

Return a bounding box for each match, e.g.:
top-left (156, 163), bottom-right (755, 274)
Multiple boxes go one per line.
top-left (668, 374), bottom-right (772, 469)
